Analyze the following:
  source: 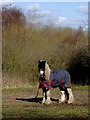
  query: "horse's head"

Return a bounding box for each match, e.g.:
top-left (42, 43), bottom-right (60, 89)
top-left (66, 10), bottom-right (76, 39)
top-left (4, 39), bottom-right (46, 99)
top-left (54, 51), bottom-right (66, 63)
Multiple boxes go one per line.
top-left (38, 60), bottom-right (46, 79)
top-left (38, 60), bottom-right (51, 81)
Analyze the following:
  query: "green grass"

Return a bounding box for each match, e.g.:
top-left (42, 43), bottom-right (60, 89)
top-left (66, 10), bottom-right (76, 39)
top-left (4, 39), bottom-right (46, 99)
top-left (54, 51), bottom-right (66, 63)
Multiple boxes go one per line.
top-left (72, 85), bottom-right (88, 88)
top-left (2, 106), bottom-right (89, 119)
top-left (2, 85), bottom-right (38, 91)
top-left (3, 85), bottom-right (89, 90)
top-left (2, 85), bottom-right (89, 92)
top-left (2, 86), bottom-right (89, 119)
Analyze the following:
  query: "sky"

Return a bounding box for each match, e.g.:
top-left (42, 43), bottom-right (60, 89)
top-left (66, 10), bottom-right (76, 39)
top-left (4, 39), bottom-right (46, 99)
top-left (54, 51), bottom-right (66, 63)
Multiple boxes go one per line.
top-left (1, 0), bottom-right (89, 29)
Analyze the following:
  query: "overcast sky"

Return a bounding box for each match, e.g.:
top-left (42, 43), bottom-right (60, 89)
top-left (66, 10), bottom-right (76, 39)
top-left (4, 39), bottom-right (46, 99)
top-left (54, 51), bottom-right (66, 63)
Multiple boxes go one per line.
top-left (2, 0), bottom-right (88, 29)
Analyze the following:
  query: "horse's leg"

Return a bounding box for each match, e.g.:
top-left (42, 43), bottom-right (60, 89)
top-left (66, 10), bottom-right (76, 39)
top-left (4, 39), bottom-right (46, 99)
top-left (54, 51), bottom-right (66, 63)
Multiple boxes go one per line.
top-left (65, 88), bottom-right (69, 103)
top-left (45, 89), bottom-right (52, 104)
top-left (67, 88), bottom-right (74, 104)
top-left (59, 86), bottom-right (65, 103)
top-left (42, 86), bottom-right (47, 104)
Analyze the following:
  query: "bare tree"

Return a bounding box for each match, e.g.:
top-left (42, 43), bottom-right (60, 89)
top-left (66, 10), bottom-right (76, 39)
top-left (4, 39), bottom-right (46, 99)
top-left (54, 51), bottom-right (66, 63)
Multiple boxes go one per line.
top-left (2, 5), bottom-right (26, 29)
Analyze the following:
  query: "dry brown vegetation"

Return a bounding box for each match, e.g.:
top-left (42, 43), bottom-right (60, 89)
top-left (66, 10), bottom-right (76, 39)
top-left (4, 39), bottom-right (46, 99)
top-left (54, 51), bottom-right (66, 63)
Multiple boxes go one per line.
top-left (2, 6), bottom-right (25, 29)
top-left (2, 6), bottom-right (89, 88)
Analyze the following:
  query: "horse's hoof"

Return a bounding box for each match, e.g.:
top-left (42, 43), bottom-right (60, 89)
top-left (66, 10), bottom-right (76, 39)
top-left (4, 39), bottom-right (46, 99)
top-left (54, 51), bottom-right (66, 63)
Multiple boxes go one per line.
top-left (42, 100), bottom-right (45, 104)
top-left (41, 101), bottom-right (45, 104)
top-left (68, 100), bottom-right (74, 104)
top-left (59, 100), bottom-right (65, 104)
top-left (45, 100), bottom-right (52, 104)
top-left (59, 102), bottom-right (64, 105)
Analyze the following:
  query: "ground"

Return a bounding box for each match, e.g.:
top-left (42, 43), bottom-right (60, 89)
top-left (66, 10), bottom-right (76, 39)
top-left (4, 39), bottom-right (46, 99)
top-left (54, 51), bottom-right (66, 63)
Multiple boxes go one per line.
top-left (2, 86), bottom-right (89, 120)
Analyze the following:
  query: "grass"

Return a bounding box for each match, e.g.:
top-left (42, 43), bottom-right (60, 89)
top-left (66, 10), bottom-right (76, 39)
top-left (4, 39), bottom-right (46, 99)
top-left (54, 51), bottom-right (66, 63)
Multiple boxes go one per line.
top-left (2, 105), bottom-right (89, 119)
top-left (2, 85), bottom-right (89, 92)
top-left (2, 86), bottom-right (89, 119)
top-left (72, 85), bottom-right (88, 88)
top-left (2, 85), bottom-right (38, 92)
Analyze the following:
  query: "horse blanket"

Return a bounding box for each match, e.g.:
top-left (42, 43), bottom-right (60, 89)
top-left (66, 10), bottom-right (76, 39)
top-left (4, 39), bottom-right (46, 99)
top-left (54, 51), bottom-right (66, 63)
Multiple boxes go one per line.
top-left (39, 69), bottom-right (71, 89)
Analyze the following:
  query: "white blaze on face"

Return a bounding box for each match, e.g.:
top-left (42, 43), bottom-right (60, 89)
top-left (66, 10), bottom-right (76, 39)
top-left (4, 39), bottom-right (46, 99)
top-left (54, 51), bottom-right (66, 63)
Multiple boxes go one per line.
top-left (40, 70), bottom-right (44, 75)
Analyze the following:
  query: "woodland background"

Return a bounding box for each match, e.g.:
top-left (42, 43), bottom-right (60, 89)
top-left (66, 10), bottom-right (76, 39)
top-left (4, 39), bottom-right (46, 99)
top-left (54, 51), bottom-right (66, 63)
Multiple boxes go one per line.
top-left (2, 5), bottom-right (89, 88)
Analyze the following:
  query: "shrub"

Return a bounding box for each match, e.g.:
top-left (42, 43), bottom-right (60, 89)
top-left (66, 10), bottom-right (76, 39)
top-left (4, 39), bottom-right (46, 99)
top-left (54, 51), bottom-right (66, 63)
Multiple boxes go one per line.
top-left (67, 48), bottom-right (89, 85)
top-left (2, 9), bottom-right (88, 87)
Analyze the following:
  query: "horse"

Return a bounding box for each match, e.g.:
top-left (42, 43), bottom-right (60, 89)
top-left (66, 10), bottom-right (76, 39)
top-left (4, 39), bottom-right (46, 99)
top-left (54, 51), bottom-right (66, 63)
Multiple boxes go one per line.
top-left (35, 60), bottom-right (74, 104)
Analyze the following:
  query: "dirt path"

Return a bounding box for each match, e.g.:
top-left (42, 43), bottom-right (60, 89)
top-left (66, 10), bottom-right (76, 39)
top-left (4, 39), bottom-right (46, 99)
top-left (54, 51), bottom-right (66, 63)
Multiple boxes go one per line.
top-left (2, 86), bottom-right (89, 120)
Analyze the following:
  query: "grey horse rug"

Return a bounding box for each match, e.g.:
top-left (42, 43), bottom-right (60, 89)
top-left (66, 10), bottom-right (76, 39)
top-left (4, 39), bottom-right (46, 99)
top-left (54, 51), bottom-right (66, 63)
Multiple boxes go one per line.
top-left (39, 69), bottom-right (71, 89)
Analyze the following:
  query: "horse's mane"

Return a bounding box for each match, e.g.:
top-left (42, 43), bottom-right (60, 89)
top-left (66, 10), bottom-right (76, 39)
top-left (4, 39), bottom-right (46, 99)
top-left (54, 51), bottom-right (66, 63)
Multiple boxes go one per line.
top-left (45, 62), bottom-right (51, 81)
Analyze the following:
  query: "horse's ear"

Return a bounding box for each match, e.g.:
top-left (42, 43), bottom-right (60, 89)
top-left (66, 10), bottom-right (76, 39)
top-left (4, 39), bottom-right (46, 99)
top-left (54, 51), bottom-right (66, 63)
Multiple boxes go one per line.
top-left (45, 61), bottom-right (47, 64)
top-left (38, 60), bottom-right (40, 63)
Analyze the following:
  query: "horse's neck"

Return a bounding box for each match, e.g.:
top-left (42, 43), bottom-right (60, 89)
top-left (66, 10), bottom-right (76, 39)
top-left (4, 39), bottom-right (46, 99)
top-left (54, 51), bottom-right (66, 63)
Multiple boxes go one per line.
top-left (45, 63), bottom-right (51, 81)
